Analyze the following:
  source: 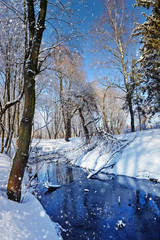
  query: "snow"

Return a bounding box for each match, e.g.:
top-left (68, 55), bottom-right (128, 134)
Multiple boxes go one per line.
top-left (44, 182), bottom-right (61, 189)
top-left (74, 129), bottom-right (160, 181)
top-left (0, 154), bottom-right (62, 240)
top-left (108, 129), bottom-right (160, 180)
top-left (1, 129), bottom-right (160, 240)
top-left (31, 129), bottom-right (160, 182)
top-left (115, 220), bottom-right (126, 229)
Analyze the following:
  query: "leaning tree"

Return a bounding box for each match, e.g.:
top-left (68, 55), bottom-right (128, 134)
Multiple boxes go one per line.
top-left (7, 0), bottom-right (48, 202)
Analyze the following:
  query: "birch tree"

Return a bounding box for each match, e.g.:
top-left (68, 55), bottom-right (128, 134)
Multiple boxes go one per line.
top-left (91, 0), bottom-right (137, 132)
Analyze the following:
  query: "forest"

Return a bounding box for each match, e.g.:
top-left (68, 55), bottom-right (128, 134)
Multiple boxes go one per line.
top-left (0, 0), bottom-right (159, 203)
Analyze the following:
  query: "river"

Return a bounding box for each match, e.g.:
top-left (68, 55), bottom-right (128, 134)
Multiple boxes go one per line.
top-left (30, 160), bottom-right (160, 240)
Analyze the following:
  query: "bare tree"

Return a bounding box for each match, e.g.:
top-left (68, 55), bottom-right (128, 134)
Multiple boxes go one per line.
top-left (91, 0), bottom-right (137, 132)
top-left (0, 4), bottom-right (24, 152)
top-left (5, 0), bottom-right (83, 202)
top-left (52, 47), bottom-right (85, 141)
top-left (7, 0), bottom-right (47, 202)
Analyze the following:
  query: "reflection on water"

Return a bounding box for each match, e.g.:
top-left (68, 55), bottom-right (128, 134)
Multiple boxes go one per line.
top-left (31, 161), bottom-right (160, 240)
top-left (32, 161), bottom-right (86, 187)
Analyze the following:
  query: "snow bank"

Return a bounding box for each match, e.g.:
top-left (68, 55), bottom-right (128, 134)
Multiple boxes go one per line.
top-left (2, 129), bottom-right (159, 240)
top-left (75, 129), bottom-right (160, 181)
top-left (108, 129), bottom-right (160, 180)
top-left (34, 129), bottom-right (160, 182)
top-left (0, 154), bottom-right (62, 240)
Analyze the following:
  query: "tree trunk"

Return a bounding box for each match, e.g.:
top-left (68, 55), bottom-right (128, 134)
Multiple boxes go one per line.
top-left (78, 108), bottom-right (90, 143)
top-left (46, 124), bottom-right (51, 139)
top-left (119, 38), bottom-right (135, 133)
top-left (0, 114), bottom-right (5, 153)
top-left (127, 93), bottom-right (135, 132)
top-left (7, 71), bottom-right (35, 202)
top-left (16, 100), bottom-right (21, 137)
top-left (6, 104), bottom-right (17, 154)
top-left (102, 87), bottom-right (110, 133)
top-left (7, 0), bottom-right (47, 202)
top-left (64, 118), bottom-right (71, 142)
top-left (67, 118), bottom-right (71, 138)
top-left (0, 122), bottom-right (5, 153)
top-left (5, 71), bottom-right (11, 148)
top-left (138, 108), bottom-right (142, 131)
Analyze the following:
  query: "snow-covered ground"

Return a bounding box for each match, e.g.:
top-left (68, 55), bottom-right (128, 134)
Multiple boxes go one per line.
top-left (0, 154), bottom-right (62, 240)
top-left (1, 129), bottom-right (160, 240)
top-left (108, 129), bottom-right (160, 180)
top-left (32, 129), bottom-right (160, 182)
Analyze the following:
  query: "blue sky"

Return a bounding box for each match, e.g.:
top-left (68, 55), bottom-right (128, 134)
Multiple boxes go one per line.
top-left (74, 0), bottom-right (103, 82)
top-left (73, 0), bottom-right (152, 83)
top-left (44, 0), bottom-right (151, 84)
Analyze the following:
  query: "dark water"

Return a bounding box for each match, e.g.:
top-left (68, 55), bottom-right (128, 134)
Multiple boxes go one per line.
top-left (31, 161), bottom-right (160, 240)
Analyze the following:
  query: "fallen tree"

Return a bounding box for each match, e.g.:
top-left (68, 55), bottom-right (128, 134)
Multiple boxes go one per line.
top-left (87, 131), bottom-right (138, 178)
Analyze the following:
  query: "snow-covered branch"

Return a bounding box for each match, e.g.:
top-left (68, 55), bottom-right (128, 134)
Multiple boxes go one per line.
top-left (87, 132), bottom-right (138, 179)
top-left (0, 89), bottom-right (24, 116)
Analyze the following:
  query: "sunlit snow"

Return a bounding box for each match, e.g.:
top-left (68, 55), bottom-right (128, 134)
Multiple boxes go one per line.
top-left (0, 155), bottom-right (62, 240)
top-left (0, 129), bottom-right (160, 239)
top-left (32, 129), bottom-right (160, 182)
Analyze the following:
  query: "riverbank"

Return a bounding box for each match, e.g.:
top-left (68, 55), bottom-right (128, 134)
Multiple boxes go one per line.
top-left (74, 129), bottom-right (160, 181)
top-left (32, 129), bottom-right (160, 182)
top-left (81, 129), bottom-right (160, 181)
top-left (0, 154), bottom-right (62, 240)
top-left (1, 129), bottom-right (159, 239)
top-left (29, 137), bottom-right (160, 240)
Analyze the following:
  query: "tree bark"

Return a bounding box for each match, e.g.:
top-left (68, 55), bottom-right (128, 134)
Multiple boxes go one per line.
top-left (46, 124), bottom-right (52, 139)
top-left (7, 70), bottom-right (35, 202)
top-left (102, 87), bottom-right (110, 133)
top-left (6, 104), bottom-right (17, 154)
top-left (127, 92), bottom-right (135, 132)
top-left (0, 116), bottom-right (5, 153)
top-left (7, 0), bottom-right (47, 202)
top-left (64, 118), bottom-right (71, 142)
top-left (120, 44), bottom-right (135, 133)
top-left (78, 108), bottom-right (90, 143)
top-left (5, 72), bottom-right (11, 148)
